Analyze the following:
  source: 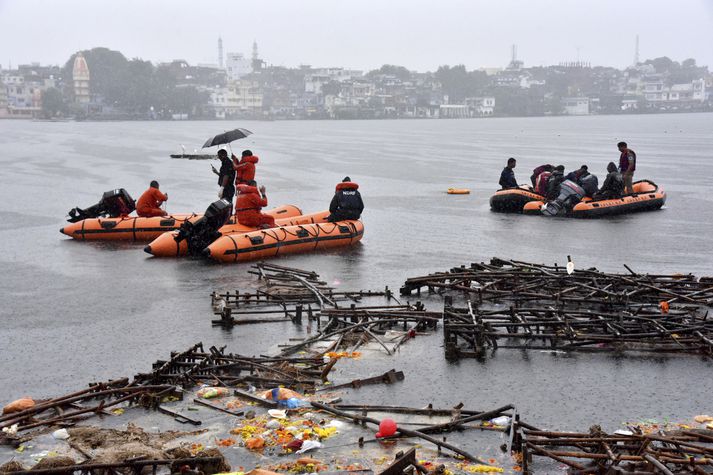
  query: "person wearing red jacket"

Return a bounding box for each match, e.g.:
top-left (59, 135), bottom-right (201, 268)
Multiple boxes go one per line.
top-left (235, 180), bottom-right (275, 228)
top-left (234, 149), bottom-right (259, 186)
top-left (136, 180), bottom-right (168, 217)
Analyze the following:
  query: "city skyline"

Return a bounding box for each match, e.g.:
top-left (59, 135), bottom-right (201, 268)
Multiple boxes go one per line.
top-left (1, 0), bottom-right (712, 72)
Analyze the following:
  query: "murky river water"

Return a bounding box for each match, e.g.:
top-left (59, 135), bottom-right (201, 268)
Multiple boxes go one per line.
top-left (1, 113), bottom-right (712, 434)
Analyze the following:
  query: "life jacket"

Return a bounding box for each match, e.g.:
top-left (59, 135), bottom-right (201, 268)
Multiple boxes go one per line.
top-left (535, 172), bottom-right (551, 195)
top-left (236, 155), bottom-right (259, 184)
top-left (332, 182), bottom-right (363, 219)
top-left (619, 149), bottom-right (636, 172)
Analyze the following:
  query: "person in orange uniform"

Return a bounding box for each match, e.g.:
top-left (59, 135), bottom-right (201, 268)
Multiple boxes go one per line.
top-left (136, 180), bottom-right (168, 217)
top-left (233, 149), bottom-right (259, 186)
top-left (235, 180), bottom-right (275, 228)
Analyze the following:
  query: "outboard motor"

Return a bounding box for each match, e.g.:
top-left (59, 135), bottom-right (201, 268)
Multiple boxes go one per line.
top-left (578, 174), bottom-right (599, 197)
top-left (67, 188), bottom-right (135, 222)
top-left (175, 199), bottom-right (232, 256)
top-left (542, 180), bottom-right (585, 217)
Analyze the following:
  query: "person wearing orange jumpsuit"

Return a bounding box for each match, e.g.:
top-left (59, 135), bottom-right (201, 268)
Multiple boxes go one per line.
top-left (136, 180), bottom-right (168, 217)
top-left (234, 150), bottom-right (259, 186)
top-left (235, 180), bottom-right (275, 228)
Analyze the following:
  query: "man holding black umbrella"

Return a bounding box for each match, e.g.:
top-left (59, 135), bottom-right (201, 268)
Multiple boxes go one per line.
top-left (212, 148), bottom-right (236, 203)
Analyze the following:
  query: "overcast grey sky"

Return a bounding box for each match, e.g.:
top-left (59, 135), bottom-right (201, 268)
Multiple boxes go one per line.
top-left (1, 0), bottom-right (712, 71)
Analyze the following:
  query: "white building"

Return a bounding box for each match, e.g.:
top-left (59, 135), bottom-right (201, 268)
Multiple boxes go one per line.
top-left (465, 96), bottom-right (496, 116)
top-left (209, 80), bottom-right (263, 118)
top-left (562, 97), bottom-right (590, 115)
top-left (304, 68), bottom-right (363, 94)
top-left (72, 53), bottom-right (91, 103)
top-left (225, 52), bottom-right (252, 81)
top-left (643, 78), bottom-right (707, 105)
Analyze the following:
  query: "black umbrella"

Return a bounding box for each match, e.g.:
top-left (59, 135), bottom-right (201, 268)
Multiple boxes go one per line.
top-left (202, 128), bottom-right (253, 148)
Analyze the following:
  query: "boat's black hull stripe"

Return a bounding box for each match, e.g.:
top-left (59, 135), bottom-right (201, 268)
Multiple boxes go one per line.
top-left (223, 229), bottom-right (363, 256)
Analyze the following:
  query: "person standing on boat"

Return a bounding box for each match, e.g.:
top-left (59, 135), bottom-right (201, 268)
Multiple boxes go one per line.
top-left (235, 180), bottom-right (275, 228)
top-left (136, 180), bottom-right (168, 217)
top-left (211, 149), bottom-right (236, 204)
top-left (593, 162), bottom-right (624, 200)
top-left (499, 158), bottom-right (518, 189)
top-left (530, 164), bottom-right (553, 188)
top-left (328, 176), bottom-right (364, 222)
top-left (234, 149), bottom-right (259, 186)
top-left (617, 141), bottom-right (636, 194)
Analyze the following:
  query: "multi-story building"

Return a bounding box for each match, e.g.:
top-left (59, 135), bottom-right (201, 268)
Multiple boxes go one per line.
top-left (562, 97), bottom-right (590, 115)
top-left (72, 53), bottom-right (91, 103)
top-left (225, 52), bottom-right (252, 81)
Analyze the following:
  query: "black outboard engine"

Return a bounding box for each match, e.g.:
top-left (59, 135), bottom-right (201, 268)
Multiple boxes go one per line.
top-left (175, 199), bottom-right (232, 256)
top-left (67, 188), bottom-right (135, 222)
top-left (578, 174), bottom-right (599, 197)
top-left (542, 180), bottom-right (585, 217)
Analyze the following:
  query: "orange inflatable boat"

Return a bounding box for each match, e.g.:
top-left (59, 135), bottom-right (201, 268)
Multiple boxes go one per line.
top-left (489, 186), bottom-right (543, 212)
top-left (60, 205), bottom-right (301, 241)
top-left (522, 180), bottom-right (666, 218)
top-left (205, 220), bottom-right (364, 263)
top-left (145, 210), bottom-right (332, 257)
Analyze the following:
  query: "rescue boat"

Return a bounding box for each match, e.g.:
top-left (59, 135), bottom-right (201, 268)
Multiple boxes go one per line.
top-left (522, 180), bottom-right (666, 218)
top-left (489, 186), bottom-right (544, 212)
top-left (60, 205), bottom-right (302, 241)
top-left (205, 220), bottom-right (364, 263)
top-left (144, 210), bottom-right (332, 257)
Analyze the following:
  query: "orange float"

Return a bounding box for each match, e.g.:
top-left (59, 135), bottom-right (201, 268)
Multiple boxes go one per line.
top-left (144, 210), bottom-right (331, 257)
top-left (205, 220), bottom-right (364, 263)
top-left (60, 204), bottom-right (301, 242)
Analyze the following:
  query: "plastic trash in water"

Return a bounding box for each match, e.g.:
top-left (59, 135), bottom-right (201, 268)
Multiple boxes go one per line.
top-left (197, 387), bottom-right (229, 399)
top-left (295, 440), bottom-right (322, 454)
top-left (267, 409), bottom-right (287, 419)
top-left (52, 429), bottom-right (70, 440)
top-left (614, 429), bottom-right (634, 436)
top-left (281, 397), bottom-right (308, 409)
top-left (2, 424), bottom-right (18, 436)
top-left (566, 255), bottom-right (574, 275)
top-left (327, 420), bottom-right (344, 428)
top-left (266, 420), bottom-right (281, 429)
top-left (490, 416), bottom-right (511, 426)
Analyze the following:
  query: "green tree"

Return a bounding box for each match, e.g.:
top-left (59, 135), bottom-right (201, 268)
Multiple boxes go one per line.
top-left (41, 87), bottom-right (67, 118)
top-left (367, 64), bottom-right (412, 81)
top-left (321, 80), bottom-right (341, 96)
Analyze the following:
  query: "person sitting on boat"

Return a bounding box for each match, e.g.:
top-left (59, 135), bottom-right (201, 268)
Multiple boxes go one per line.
top-left (234, 149), bottom-right (259, 186)
top-left (530, 164), bottom-right (553, 188)
top-left (499, 158), bottom-right (518, 189)
top-left (565, 165), bottom-right (588, 182)
top-left (617, 141), bottom-right (636, 194)
top-left (593, 162), bottom-right (624, 200)
top-left (545, 165), bottom-right (566, 200)
top-left (328, 176), bottom-right (364, 222)
top-left (534, 170), bottom-right (552, 196)
top-left (235, 180), bottom-right (275, 229)
top-left (136, 180), bottom-right (168, 217)
top-left (211, 149), bottom-right (236, 204)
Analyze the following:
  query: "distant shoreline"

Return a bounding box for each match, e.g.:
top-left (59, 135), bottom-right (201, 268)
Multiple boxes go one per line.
top-left (4, 108), bottom-right (712, 123)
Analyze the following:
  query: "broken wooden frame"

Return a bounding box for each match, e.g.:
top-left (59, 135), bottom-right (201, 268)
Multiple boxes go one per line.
top-left (516, 426), bottom-right (713, 474)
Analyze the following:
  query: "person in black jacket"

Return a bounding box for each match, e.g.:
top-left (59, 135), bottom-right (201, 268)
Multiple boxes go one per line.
top-left (211, 149), bottom-right (236, 203)
top-left (499, 157), bottom-right (518, 189)
top-left (546, 165), bottom-right (566, 200)
top-left (328, 177), bottom-right (364, 222)
top-left (593, 162), bottom-right (624, 200)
